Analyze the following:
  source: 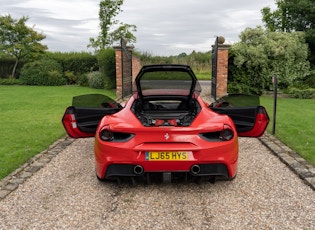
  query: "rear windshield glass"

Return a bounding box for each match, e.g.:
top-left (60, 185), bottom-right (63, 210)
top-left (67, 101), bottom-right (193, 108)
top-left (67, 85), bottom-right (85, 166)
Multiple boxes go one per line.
top-left (140, 70), bottom-right (194, 94)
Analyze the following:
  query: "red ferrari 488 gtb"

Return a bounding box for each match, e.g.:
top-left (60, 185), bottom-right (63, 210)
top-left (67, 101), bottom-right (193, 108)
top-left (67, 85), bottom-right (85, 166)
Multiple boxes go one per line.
top-left (62, 64), bottom-right (269, 184)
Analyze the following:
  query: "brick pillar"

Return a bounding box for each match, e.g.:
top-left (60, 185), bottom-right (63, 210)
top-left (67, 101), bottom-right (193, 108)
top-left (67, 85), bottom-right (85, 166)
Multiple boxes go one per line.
top-left (114, 46), bottom-right (142, 98)
top-left (216, 44), bottom-right (230, 98)
top-left (132, 56), bottom-right (141, 91)
top-left (114, 47), bottom-right (122, 98)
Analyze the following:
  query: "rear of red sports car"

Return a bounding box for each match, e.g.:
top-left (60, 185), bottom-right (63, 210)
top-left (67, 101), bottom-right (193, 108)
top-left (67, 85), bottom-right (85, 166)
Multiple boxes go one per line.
top-left (62, 64), bottom-right (269, 184)
top-left (94, 94), bottom-right (239, 183)
top-left (93, 65), bottom-right (240, 183)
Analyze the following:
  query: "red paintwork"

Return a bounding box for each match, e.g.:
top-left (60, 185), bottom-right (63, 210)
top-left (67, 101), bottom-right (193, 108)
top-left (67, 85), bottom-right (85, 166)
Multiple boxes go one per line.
top-left (62, 64), bottom-right (270, 182)
top-left (238, 108), bottom-right (269, 137)
top-left (62, 112), bottom-right (94, 138)
top-left (94, 94), bottom-right (239, 179)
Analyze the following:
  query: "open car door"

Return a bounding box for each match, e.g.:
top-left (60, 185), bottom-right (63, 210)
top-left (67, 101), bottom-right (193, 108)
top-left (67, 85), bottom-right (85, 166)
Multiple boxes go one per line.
top-left (210, 94), bottom-right (269, 137)
top-left (62, 94), bottom-right (122, 138)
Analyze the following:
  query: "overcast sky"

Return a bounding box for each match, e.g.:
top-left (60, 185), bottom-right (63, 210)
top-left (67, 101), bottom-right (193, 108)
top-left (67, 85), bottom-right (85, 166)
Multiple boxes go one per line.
top-left (1, 0), bottom-right (276, 56)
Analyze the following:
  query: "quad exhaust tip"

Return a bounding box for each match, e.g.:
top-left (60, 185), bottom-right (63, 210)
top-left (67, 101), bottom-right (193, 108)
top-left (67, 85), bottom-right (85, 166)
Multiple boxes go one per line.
top-left (190, 164), bottom-right (201, 175)
top-left (133, 165), bottom-right (144, 175)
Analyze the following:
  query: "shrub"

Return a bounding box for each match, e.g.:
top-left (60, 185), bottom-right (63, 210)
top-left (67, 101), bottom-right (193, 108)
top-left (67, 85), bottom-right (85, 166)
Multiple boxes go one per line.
top-left (88, 71), bottom-right (104, 89)
top-left (20, 59), bottom-right (66, 86)
top-left (288, 88), bottom-right (314, 99)
top-left (227, 54), bottom-right (269, 96)
top-left (0, 56), bottom-right (25, 78)
top-left (0, 78), bottom-right (23, 85)
top-left (64, 70), bottom-right (77, 84)
top-left (47, 70), bottom-right (63, 85)
top-left (97, 48), bottom-right (116, 89)
top-left (304, 74), bottom-right (315, 88)
top-left (296, 71), bottom-right (315, 89)
top-left (46, 52), bottom-right (98, 75)
top-left (227, 82), bottom-right (260, 95)
top-left (77, 73), bottom-right (89, 86)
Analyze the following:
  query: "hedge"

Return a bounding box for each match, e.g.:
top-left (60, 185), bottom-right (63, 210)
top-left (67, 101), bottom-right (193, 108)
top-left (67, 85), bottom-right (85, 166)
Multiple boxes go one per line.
top-left (20, 59), bottom-right (66, 86)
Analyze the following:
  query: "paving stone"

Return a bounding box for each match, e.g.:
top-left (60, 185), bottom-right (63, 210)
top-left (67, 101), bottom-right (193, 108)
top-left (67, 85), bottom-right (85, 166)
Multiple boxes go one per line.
top-left (47, 149), bottom-right (60, 156)
top-left (0, 179), bottom-right (9, 188)
top-left (282, 145), bottom-right (292, 152)
top-left (26, 166), bottom-right (42, 173)
top-left (280, 156), bottom-right (297, 166)
top-left (4, 183), bottom-right (19, 191)
top-left (295, 157), bottom-right (308, 163)
top-left (304, 177), bottom-right (315, 190)
top-left (289, 151), bottom-right (301, 159)
top-left (19, 171), bottom-right (33, 179)
top-left (0, 189), bottom-right (11, 199)
top-left (38, 157), bottom-right (52, 164)
top-left (277, 152), bottom-right (288, 159)
top-left (290, 161), bottom-right (303, 169)
top-left (10, 177), bottom-right (26, 184)
top-left (295, 168), bottom-right (313, 179)
top-left (301, 162), bottom-right (314, 170)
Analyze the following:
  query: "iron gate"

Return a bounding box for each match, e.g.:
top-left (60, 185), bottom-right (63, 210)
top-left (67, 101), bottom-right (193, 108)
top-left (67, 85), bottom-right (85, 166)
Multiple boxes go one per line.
top-left (121, 38), bottom-right (133, 98)
top-left (211, 36), bottom-right (218, 99)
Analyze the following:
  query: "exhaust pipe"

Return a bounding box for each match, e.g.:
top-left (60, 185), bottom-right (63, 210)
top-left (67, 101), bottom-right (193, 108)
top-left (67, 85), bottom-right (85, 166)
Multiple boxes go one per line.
top-left (133, 165), bottom-right (144, 175)
top-left (190, 164), bottom-right (201, 175)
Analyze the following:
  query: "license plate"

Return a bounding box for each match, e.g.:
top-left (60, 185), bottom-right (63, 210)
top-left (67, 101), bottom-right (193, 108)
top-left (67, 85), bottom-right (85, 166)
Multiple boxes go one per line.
top-left (145, 151), bottom-right (192, 161)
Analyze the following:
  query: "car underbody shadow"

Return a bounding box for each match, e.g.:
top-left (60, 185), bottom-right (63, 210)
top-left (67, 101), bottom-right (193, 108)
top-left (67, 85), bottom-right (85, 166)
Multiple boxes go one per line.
top-left (97, 172), bottom-right (234, 186)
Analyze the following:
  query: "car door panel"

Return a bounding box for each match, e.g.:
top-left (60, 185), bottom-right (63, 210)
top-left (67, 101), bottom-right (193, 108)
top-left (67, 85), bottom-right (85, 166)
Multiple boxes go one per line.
top-left (212, 106), bottom-right (269, 137)
top-left (62, 106), bottom-right (121, 138)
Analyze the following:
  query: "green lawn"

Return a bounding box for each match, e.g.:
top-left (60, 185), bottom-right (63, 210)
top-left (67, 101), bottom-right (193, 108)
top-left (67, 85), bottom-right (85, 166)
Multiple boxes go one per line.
top-left (260, 96), bottom-right (315, 166)
top-left (195, 72), bottom-right (211, 80)
top-left (0, 86), bottom-right (116, 180)
top-left (0, 86), bottom-right (314, 180)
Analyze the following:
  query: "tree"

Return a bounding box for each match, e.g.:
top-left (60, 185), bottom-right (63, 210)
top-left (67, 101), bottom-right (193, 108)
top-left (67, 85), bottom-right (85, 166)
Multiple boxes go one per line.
top-left (89, 0), bottom-right (136, 50)
top-left (0, 15), bottom-right (47, 78)
top-left (261, 0), bottom-right (315, 32)
top-left (261, 1), bottom-right (289, 32)
top-left (229, 27), bottom-right (310, 94)
top-left (261, 0), bottom-right (315, 64)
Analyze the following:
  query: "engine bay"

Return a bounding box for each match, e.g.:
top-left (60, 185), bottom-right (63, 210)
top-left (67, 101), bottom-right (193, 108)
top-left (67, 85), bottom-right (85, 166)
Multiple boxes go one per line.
top-left (131, 97), bottom-right (201, 127)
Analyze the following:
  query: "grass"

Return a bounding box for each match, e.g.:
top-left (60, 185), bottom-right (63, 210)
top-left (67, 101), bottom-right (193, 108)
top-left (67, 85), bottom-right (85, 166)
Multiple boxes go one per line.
top-left (260, 96), bottom-right (315, 166)
top-left (140, 71), bottom-right (212, 81)
top-left (0, 85), bottom-right (116, 180)
top-left (0, 86), bottom-right (314, 180)
top-left (195, 72), bottom-right (211, 80)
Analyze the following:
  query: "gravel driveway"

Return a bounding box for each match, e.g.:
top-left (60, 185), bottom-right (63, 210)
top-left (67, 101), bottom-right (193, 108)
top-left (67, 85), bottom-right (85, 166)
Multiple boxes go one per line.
top-left (0, 137), bottom-right (314, 229)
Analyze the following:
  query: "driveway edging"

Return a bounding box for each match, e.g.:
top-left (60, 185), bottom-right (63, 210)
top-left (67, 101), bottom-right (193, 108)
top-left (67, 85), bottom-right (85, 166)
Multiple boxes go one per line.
top-left (259, 133), bottom-right (315, 191)
top-left (1, 133), bottom-right (314, 200)
top-left (0, 136), bottom-right (75, 200)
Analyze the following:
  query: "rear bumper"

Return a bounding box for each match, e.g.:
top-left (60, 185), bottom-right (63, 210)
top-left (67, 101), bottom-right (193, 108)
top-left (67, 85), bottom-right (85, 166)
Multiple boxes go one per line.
top-left (105, 163), bottom-right (229, 178)
top-left (94, 138), bottom-right (238, 180)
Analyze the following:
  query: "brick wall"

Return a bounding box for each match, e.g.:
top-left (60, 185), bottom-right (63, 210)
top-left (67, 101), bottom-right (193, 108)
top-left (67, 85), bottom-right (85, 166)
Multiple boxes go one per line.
top-left (132, 56), bottom-right (141, 91)
top-left (114, 49), bottom-right (123, 97)
top-left (115, 42), bottom-right (229, 99)
top-left (114, 47), bottom-right (142, 98)
top-left (132, 56), bottom-right (141, 78)
top-left (216, 45), bottom-right (230, 98)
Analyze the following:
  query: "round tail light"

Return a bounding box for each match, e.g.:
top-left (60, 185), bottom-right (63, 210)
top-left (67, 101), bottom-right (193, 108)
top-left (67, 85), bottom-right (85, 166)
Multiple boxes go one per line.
top-left (99, 126), bottom-right (113, 141)
top-left (220, 125), bottom-right (234, 141)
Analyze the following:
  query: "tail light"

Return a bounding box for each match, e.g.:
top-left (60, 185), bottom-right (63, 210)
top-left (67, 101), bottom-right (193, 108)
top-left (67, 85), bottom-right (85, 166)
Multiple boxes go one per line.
top-left (99, 125), bottom-right (135, 142)
top-left (220, 125), bottom-right (234, 141)
top-left (99, 126), bottom-right (113, 141)
top-left (199, 124), bottom-right (234, 142)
